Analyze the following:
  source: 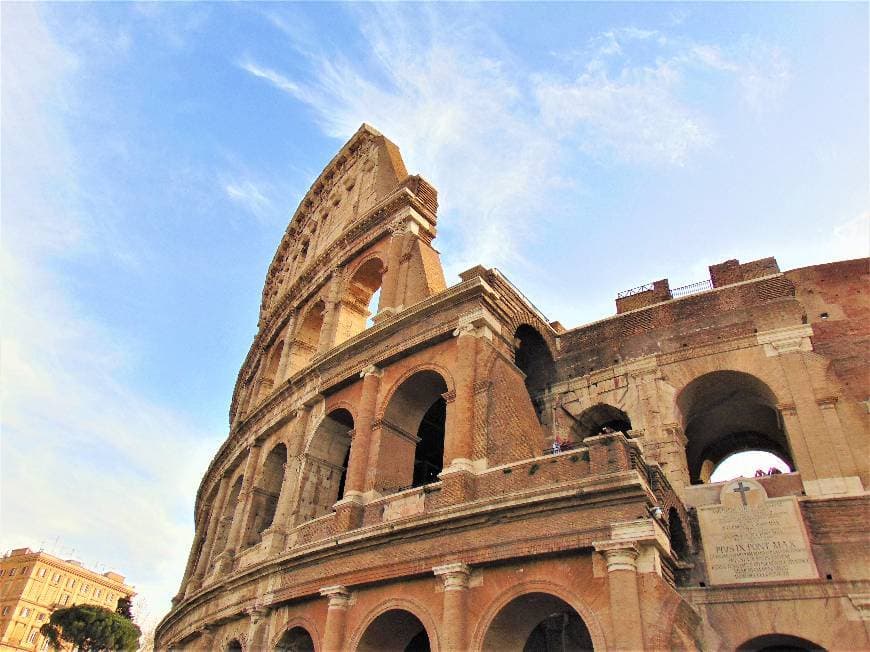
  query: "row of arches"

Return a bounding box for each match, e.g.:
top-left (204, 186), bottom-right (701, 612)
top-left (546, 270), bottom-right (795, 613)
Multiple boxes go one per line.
top-left (568, 370), bottom-right (796, 485)
top-left (219, 597), bottom-right (826, 651)
top-left (247, 257), bottom-right (387, 413)
top-left (222, 592), bottom-right (595, 652)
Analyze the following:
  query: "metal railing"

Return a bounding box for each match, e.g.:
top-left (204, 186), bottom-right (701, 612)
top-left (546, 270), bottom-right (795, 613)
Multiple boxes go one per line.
top-left (616, 283), bottom-right (655, 299)
top-left (671, 279), bottom-right (713, 298)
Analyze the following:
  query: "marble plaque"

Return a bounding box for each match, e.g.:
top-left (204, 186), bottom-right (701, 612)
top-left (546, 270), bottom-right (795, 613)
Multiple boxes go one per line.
top-left (697, 479), bottom-right (818, 585)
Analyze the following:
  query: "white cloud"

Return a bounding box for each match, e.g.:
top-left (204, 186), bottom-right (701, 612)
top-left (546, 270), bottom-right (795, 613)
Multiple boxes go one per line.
top-left (242, 11), bottom-right (786, 273)
top-left (224, 178), bottom-right (274, 220)
top-left (1, 3), bottom-right (215, 632)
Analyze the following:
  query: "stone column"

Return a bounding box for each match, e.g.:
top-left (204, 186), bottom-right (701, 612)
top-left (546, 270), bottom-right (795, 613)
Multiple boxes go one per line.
top-left (246, 605), bottom-right (272, 651)
top-left (433, 563), bottom-right (471, 651)
top-left (349, 368), bottom-right (383, 487)
top-left (446, 325), bottom-right (477, 467)
top-left (319, 585), bottom-right (351, 652)
top-left (186, 474), bottom-right (230, 595)
top-left (220, 442), bottom-right (263, 565)
top-left (275, 319), bottom-right (297, 382)
top-left (595, 542), bottom-right (645, 651)
top-left (195, 624), bottom-right (218, 651)
top-left (378, 221), bottom-right (410, 317)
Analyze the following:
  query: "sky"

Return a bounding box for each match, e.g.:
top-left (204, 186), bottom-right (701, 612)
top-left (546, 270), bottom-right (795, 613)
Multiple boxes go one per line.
top-left (2, 1), bottom-right (868, 634)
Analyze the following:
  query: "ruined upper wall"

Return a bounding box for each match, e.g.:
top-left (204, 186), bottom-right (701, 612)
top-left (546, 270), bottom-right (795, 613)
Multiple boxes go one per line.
top-left (258, 124), bottom-right (434, 321)
top-left (785, 258), bottom-right (870, 403)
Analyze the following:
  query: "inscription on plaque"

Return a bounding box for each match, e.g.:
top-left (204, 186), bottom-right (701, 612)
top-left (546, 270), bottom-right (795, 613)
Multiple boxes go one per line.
top-left (697, 479), bottom-right (818, 585)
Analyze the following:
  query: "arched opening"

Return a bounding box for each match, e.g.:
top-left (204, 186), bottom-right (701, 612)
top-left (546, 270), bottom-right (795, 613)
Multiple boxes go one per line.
top-left (258, 343), bottom-right (284, 401)
top-left (244, 443), bottom-right (287, 547)
top-left (357, 609), bottom-right (431, 652)
top-left (226, 639), bottom-right (243, 652)
top-left (668, 507), bottom-right (690, 561)
top-left (381, 370), bottom-right (449, 492)
top-left (275, 626), bottom-right (315, 652)
top-left (482, 593), bottom-right (594, 652)
top-left (209, 475), bottom-right (243, 569)
top-left (287, 301), bottom-right (325, 375)
top-left (709, 450), bottom-right (792, 483)
top-left (515, 325), bottom-right (556, 422)
top-left (736, 633), bottom-right (825, 652)
top-left (335, 258), bottom-right (385, 345)
top-left (574, 404), bottom-right (632, 439)
top-left (297, 409), bottom-right (353, 522)
top-left (677, 371), bottom-right (793, 485)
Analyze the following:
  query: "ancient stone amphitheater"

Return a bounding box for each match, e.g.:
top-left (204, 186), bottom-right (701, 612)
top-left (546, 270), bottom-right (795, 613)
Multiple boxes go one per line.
top-left (156, 125), bottom-right (869, 651)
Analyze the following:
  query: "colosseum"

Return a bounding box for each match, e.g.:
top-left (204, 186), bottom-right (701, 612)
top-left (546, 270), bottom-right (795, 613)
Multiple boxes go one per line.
top-left (155, 125), bottom-right (869, 651)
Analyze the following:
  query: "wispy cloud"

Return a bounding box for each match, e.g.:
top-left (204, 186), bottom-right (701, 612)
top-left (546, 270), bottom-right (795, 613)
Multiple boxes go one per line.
top-left (240, 8), bottom-right (787, 274)
top-left (224, 178), bottom-right (274, 220)
top-left (1, 3), bottom-right (214, 632)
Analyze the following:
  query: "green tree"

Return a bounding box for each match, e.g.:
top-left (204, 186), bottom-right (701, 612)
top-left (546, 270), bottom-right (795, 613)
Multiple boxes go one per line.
top-left (115, 597), bottom-right (133, 620)
top-left (40, 604), bottom-right (140, 651)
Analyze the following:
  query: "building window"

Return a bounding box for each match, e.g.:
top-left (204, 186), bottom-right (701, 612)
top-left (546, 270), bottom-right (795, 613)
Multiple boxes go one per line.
top-left (37, 613), bottom-right (46, 621)
top-left (9, 568), bottom-right (16, 576)
top-left (52, 573), bottom-right (61, 584)
top-left (2, 607), bottom-right (9, 616)
top-left (0, 569), bottom-right (4, 576)
top-left (61, 594), bottom-right (70, 605)
top-left (27, 629), bottom-right (38, 644)
top-left (95, 589), bottom-right (101, 598)
top-left (81, 584), bottom-right (89, 594)
top-left (22, 567), bottom-right (29, 574)
top-left (21, 607), bottom-right (31, 617)
top-left (38, 568), bottom-right (47, 578)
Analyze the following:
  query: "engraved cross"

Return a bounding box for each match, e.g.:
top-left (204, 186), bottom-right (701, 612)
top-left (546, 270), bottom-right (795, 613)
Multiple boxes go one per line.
top-left (732, 480), bottom-right (752, 506)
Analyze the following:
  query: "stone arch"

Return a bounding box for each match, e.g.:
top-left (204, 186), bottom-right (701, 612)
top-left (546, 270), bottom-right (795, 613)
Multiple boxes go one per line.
top-left (474, 582), bottom-right (604, 652)
top-left (270, 615), bottom-right (320, 652)
top-left (736, 633), bottom-right (825, 651)
top-left (377, 368), bottom-right (451, 492)
top-left (296, 408), bottom-right (354, 522)
top-left (334, 254), bottom-right (388, 344)
top-left (274, 626), bottom-right (316, 652)
top-left (258, 340), bottom-right (285, 401)
top-left (676, 370), bottom-right (792, 484)
top-left (349, 598), bottom-right (439, 652)
top-left (209, 474), bottom-right (244, 570)
top-left (515, 324), bottom-right (557, 424)
top-left (287, 300), bottom-right (326, 375)
top-left (219, 631), bottom-right (247, 652)
top-left (243, 442), bottom-right (287, 547)
top-left (574, 403), bottom-right (633, 439)
top-left (378, 363), bottom-right (456, 414)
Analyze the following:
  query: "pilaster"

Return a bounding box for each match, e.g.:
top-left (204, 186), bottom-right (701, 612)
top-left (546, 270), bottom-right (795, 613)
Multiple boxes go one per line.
top-left (320, 585), bottom-right (351, 652)
top-left (433, 563), bottom-right (471, 651)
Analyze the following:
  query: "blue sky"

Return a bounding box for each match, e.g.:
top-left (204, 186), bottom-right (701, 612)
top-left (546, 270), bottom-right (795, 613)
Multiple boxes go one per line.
top-left (2, 1), bottom-right (867, 632)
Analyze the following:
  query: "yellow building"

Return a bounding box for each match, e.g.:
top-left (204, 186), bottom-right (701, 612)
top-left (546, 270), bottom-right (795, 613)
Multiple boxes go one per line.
top-left (0, 548), bottom-right (135, 652)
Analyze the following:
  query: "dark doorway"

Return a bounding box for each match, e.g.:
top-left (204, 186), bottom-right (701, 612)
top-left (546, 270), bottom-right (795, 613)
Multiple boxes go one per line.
top-left (413, 397), bottom-right (446, 487)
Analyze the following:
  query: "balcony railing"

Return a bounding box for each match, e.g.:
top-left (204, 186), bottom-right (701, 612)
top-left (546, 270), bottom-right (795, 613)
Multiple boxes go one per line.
top-left (671, 279), bottom-right (713, 298)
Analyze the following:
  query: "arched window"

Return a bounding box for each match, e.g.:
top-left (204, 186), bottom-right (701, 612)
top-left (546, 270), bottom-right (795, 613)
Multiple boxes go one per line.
top-left (298, 409), bottom-right (353, 522)
top-left (275, 627), bottom-right (315, 652)
top-left (677, 371), bottom-right (793, 484)
top-left (209, 476), bottom-right (243, 570)
top-left (258, 342), bottom-right (284, 401)
top-left (287, 301), bottom-right (325, 375)
top-left (736, 634), bottom-right (825, 652)
top-left (380, 370), bottom-right (449, 492)
top-left (514, 325), bottom-right (556, 422)
top-left (574, 404), bottom-right (633, 439)
top-left (357, 609), bottom-right (431, 652)
top-left (243, 443), bottom-right (287, 547)
top-left (226, 640), bottom-right (243, 652)
top-left (334, 258), bottom-right (385, 345)
top-left (482, 592), bottom-right (594, 651)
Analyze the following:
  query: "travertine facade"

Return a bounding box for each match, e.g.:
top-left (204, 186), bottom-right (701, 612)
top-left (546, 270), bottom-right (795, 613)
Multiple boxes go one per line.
top-left (0, 548), bottom-right (135, 651)
top-left (156, 125), bottom-right (870, 651)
